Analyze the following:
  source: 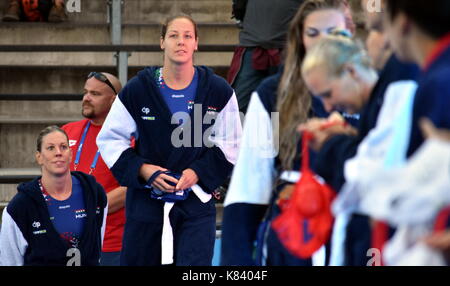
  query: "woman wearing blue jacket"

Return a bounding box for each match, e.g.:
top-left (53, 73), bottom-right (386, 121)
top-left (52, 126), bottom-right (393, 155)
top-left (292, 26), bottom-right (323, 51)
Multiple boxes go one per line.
top-left (97, 15), bottom-right (242, 266)
top-left (220, 0), bottom-right (351, 266)
top-left (0, 126), bottom-right (108, 266)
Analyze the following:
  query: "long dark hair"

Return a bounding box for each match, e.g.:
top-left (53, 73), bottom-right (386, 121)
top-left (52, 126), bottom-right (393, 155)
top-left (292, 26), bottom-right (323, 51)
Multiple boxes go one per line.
top-left (276, 0), bottom-right (345, 170)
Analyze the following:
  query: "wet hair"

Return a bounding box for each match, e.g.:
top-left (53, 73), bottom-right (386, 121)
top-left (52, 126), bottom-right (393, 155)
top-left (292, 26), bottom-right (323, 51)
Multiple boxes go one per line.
top-left (36, 125), bottom-right (69, 152)
top-left (161, 14), bottom-right (199, 39)
top-left (385, 0), bottom-right (450, 39)
top-left (302, 34), bottom-right (373, 80)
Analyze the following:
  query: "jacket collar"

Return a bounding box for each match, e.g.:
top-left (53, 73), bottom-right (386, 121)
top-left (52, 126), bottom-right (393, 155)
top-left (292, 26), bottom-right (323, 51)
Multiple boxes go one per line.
top-left (423, 32), bottom-right (450, 71)
top-left (137, 66), bottom-right (212, 125)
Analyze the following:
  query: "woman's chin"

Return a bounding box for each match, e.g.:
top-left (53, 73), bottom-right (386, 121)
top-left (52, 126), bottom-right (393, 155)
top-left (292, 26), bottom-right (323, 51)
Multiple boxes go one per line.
top-left (44, 167), bottom-right (70, 177)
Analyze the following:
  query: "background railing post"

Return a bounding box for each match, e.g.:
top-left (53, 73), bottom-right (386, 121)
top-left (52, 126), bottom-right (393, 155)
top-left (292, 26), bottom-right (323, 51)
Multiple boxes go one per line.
top-left (109, 0), bottom-right (128, 87)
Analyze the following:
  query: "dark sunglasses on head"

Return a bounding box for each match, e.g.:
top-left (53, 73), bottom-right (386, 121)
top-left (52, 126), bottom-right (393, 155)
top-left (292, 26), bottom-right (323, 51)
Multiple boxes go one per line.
top-left (87, 72), bottom-right (117, 94)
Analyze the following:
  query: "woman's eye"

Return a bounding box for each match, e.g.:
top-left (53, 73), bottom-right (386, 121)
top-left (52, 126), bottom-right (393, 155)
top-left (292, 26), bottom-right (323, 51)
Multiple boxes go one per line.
top-left (327, 27), bottom-right (339, 35)
top-left (321, 91), bottom-right (332, 99)
top-left (47, 146), bottom-right (54, 150)
top-left (306, 29), bottom-right (319, 37)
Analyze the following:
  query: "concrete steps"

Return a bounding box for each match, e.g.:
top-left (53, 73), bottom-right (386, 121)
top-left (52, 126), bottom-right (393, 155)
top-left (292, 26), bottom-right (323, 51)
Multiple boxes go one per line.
top-left (0, 124), bottom-right (57, 168)
top-left (0, 64), bottom-right (229, 172)
top-left (0, 51), bottom-right (233, 67)
top-left (0, 65), bottom-right (229, 94)
top-left (0, 22), bottom-right (239, 45)
top-left (0, 0), bottom-right (234, 24)
top-left (0, 169), bottom-right (39, 207)
top-left (0, 168), bottom-right (40, 183)
top-left (0, 22), bottom-right (238, 67)
top-left (119, 0), bottom-right (233, 23)
top-left (0, 1), bottom-right (236, 216)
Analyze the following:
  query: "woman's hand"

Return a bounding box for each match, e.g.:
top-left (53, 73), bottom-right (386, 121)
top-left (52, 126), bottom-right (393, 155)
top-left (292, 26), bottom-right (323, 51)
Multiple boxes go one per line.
top-left (175, 168), bottom-right (199, 191)
top-left (297, 114), bottom-right (357, 151)
top-left (275, 184), bottom-right (295, 205)
top-left (139, 164), bottom-right (179, 192)
top-left (423, 231), bottom-right (450, 262)
top-left (420, 118), bottom-right (450, 142)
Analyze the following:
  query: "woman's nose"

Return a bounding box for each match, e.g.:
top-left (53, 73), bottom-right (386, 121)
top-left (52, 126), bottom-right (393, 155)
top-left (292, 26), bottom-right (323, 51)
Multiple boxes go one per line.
top-left (54, 147), bottom-right (63, 156)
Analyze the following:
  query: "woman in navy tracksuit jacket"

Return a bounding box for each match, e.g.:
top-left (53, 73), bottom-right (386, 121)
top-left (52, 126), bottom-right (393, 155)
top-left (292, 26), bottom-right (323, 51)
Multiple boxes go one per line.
top-left (220, 0), bottom-right (357, 266)
top-left (0, 126), bottom-right (107, 266)
top-left (97, 15), bottom-right (241, 266)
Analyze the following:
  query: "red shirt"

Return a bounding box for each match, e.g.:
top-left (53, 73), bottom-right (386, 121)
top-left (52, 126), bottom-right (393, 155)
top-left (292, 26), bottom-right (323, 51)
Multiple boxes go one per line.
top-left (62, 119), bottom-right (125, 252)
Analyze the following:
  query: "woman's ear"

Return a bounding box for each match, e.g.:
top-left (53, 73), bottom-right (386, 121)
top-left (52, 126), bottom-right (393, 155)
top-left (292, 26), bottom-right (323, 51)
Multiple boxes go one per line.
top-left (398, 12), bottom-right (413, 37)
top-left (160, 37), bottom-right (165, 51)
top-left (35, 151), bottom-right (42, 166)
top-left (344, 63), bottom-right (357, 79)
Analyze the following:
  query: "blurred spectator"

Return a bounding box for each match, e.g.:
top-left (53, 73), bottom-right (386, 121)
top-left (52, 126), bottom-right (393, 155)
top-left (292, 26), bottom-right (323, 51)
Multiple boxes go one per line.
top-left (221, 0), bottom-right (351, 266)
top-left (228, 0), bottom-right (355, 114)
top-left (383, 0), bottom-right (450, 157)
top-left (420, 119), bottom-right (450, 264)
top-left (2, 0), bottom-right (67, 22)
top-left (298, 0), bottom-right (420, 266)
top-left (227, 0), bottom-right (305, 114)
top-left (231, 0), bottom-right (246, 28)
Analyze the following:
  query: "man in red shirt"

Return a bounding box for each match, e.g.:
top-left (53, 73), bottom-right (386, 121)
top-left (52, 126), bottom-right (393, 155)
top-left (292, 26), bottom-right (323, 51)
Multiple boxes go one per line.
top-left (62, 72), bottom-right (126, 266)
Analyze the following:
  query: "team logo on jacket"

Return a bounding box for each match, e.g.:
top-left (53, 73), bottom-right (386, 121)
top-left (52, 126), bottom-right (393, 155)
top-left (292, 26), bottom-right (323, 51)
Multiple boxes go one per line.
top-left (75, 209), bottom-right (87, 219)
top-left (141, 106), bottom-right (156, 121)
top-left (207, 106), bottom-right (218, 115)
top-left (69, 140), bottom-right (77, 147)
top-left (32, 221), bottom-right (47, 235)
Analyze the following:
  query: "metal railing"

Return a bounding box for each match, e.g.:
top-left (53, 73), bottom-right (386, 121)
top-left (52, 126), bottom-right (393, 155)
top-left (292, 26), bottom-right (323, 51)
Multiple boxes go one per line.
top-left (0, 44), bottom-right (235, 52)
top-left (0, 0), bottom-right (236, 184)
top-left (0, 93), bottom-right (83, 101)
top-left (0, 0), bottom-right (235, 101)
top-left (0, 168), bottom-right (40, 184)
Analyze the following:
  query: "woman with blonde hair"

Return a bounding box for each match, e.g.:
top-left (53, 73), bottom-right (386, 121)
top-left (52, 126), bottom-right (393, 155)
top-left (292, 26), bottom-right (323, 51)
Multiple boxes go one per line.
top-left (301, 35), bottom-right (378, 117)
top-left (299, 31), bottom-right (419, 265)
top-left (221, 0), bottom-right (354, 266)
